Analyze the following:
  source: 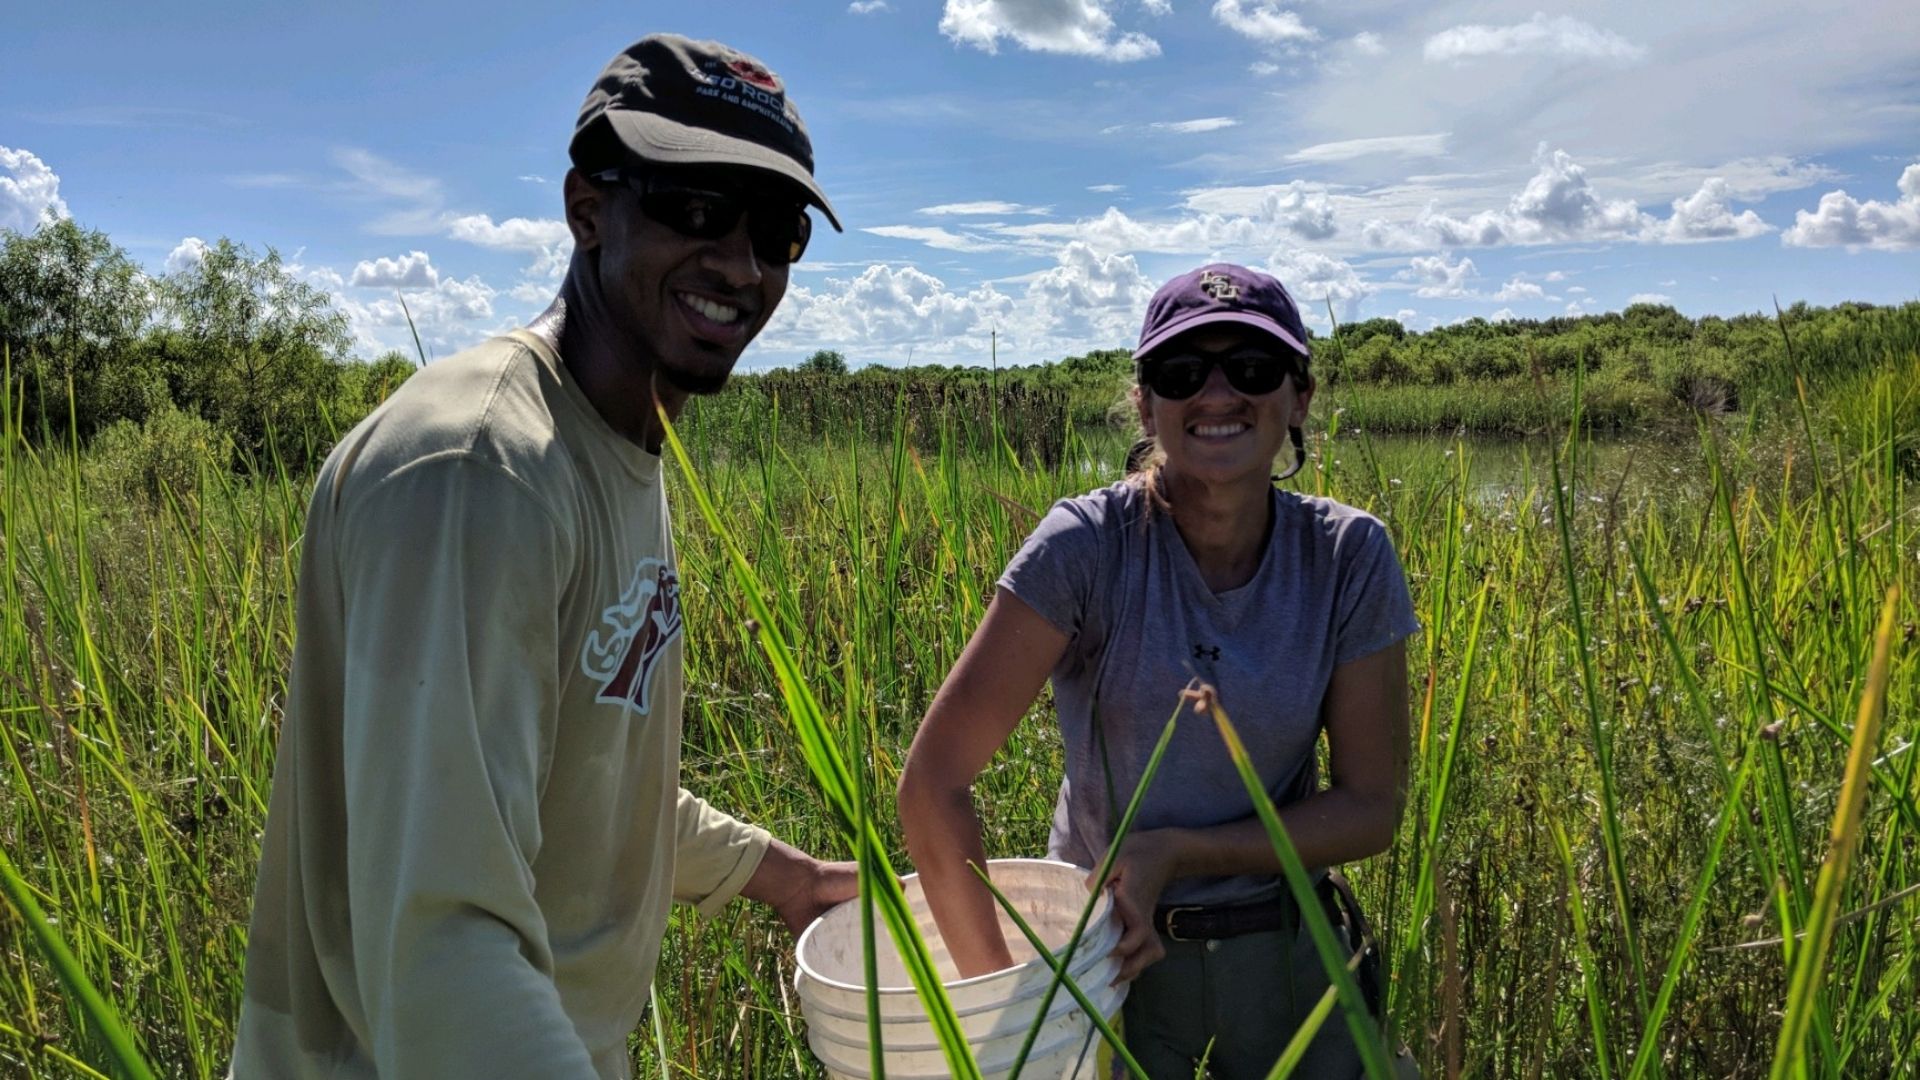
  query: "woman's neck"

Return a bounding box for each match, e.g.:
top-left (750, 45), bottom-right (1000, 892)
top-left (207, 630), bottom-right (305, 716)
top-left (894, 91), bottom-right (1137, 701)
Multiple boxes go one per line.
top-left (1160, 467), bottom-right (1273, 593)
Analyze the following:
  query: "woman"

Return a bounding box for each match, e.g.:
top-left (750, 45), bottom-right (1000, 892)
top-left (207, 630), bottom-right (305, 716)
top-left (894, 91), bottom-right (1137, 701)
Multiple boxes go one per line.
top-left (898, 264), bottom-right (1419, 1078)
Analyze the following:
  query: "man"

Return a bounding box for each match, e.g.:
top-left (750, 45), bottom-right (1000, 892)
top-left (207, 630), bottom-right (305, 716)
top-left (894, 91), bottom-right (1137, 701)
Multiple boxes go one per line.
top-left (231, 34), bottom-right (856, 1078)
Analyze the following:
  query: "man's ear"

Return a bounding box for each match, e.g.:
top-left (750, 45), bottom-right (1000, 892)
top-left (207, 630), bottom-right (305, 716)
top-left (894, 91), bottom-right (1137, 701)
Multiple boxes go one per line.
top-left (563, 168), bottom-right (604, 250)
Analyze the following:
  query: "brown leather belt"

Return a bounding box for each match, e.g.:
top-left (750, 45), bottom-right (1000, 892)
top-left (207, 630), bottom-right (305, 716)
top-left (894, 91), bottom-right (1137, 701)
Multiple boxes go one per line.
top-left (1153, 894), bottom-right (1299, 942)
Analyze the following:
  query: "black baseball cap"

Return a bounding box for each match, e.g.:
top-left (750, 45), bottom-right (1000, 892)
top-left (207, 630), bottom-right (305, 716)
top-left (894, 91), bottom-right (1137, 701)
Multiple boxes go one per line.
top-left (571, 34), bottom-right (843, 231)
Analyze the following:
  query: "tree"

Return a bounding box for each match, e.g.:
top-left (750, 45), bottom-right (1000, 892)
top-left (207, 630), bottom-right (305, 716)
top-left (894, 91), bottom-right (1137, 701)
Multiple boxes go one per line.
top-left (0, 217), bottom-right (157, 438)
top-left (160, 239), bottom-right (352, 462)
top-left (798, 348), bottom-right (848, 375)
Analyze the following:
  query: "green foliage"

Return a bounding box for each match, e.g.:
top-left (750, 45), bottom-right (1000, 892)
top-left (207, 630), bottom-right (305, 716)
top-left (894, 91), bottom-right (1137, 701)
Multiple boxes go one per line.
top-left (0, 218), bottom-right (154, 441)
top-left (796, 348), bottom-right (848, 375)
top-left (85, 402), bottom-right (228, 503)
top-left (158, 238), bottom-right (352, 463)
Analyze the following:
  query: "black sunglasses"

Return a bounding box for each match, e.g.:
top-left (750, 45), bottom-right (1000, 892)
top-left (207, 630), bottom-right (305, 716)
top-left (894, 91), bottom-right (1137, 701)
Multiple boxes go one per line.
top-left (590, 169), bottom-right (812, 265)
top-left (1139, 344), bottom-right (1302, 400)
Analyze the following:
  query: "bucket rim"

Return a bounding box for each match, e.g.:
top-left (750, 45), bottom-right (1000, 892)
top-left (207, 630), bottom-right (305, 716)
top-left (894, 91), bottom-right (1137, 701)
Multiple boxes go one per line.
top-left (793, 857), bottom-right (1115, 995)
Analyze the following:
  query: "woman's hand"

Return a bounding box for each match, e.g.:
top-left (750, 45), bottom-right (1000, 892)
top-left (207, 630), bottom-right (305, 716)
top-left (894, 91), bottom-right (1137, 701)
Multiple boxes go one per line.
top-left (1096, 829), bottom-right (1185, 983)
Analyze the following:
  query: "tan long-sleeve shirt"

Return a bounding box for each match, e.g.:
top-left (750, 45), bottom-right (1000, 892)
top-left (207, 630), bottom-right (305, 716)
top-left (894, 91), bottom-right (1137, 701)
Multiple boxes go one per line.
top-left (231, 330), bottom-right (768, 1079)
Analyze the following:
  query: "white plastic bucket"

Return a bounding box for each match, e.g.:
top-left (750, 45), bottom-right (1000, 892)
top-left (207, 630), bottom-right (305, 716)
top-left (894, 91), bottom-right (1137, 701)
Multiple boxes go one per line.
top-left (794, 858), bottom-right (1129, 1080)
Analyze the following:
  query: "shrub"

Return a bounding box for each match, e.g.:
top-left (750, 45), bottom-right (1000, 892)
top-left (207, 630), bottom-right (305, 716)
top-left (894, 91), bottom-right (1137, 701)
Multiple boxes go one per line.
top-left (86, 403), bottom-right (227, 503)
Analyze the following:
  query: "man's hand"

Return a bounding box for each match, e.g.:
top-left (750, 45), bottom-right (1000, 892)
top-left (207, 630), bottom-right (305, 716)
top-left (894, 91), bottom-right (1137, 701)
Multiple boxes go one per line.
top-left (1094, 829), bottom-right (1184, 984)
top-left (741, 838), bottom-right (859, 938)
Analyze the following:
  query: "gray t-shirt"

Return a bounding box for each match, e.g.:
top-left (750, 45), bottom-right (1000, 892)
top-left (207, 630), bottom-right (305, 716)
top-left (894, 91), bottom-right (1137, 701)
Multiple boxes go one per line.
top-left (999, 479), bottom-right (1419, 907)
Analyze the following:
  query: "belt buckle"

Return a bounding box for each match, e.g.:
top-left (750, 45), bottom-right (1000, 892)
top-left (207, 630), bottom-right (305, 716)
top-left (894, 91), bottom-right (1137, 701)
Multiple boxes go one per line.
top-left (1162, 905), bottom-right (1205, 943)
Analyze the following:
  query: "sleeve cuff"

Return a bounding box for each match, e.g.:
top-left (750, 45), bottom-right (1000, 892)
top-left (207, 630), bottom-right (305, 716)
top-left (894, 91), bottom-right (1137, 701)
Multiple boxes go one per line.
top-left (687, 826), bottom-right (772, 921)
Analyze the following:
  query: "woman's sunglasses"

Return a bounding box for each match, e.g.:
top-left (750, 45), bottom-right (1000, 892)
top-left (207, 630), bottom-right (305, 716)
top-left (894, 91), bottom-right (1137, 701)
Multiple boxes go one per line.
top-left (1139, 344), bottom-right (1302, 400)
top-left (590, 169), bottom-right (812, 265)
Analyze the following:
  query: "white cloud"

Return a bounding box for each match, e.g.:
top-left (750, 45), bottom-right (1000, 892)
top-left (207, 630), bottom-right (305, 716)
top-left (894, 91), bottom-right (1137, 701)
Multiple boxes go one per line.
top-left (940, 0), bottom-right (1161, 62)
top-left (863, 224), bottom-right (1010, 252)
top-left (1781, 162), bottom-right (1920, 251)
top-left (1255, 182), bottom-right (1337, 240)
top-left (1489, 308), bottom-right (1518, 322)
top-left (1107, 117), bottom-right (1240, 135)
top-left (1490, 276), bottom-right (1546, 301)
top-left (1350, 32), bottom-right (1385, 56)
top-left (1287, 133), bottom-right (1448, 164)
top-left (0, 146), bottom-right (69, 232)
top-left (1655, 178), bottom-right (1772, 242)
top-left (165, 236), bottom-right (210, 274)
top-left (918, 200), bottom-right (1050, 216)
top-left (764, 243), bottom-right (1160, 360)
top-left (443, 213), bottom-right (571, 252)
top-left (1362, 145), bottom-right (1652, 249)
top-left (1628, 292), bottom-right (1673, 305)
top-left (1211, 0), bottom-right (1317, 46)
top-left (1424, 14), bottom-right (1645, 65)
top-left (1567, 285), bottom-right (1588, 294)
top-left (764, 263), bottom-right (1013, 356)
top-left (1399, 253), bottom-right (1478, 298)
top-left (969, 180), bottom-right (1340, 257)
top-left (517, 174), bottom-right (549, 185)
top-left (1087, 183), bottom-right (1125, 193)
top-left (849, 0), bottom-right (891, 12)
top-left (1141, 0), bottom-right (1171, 13)
top-left (1249, 60), bottom-right (1281, 76)
top-left (1544, 270), bottom-right (1566, 282)
top-left (1266, 248), bottom-right (1373, 322)
top-left (1394, 308), bottom-right (1418, 325)
top-left (350, 250), bottom-right (440, 288)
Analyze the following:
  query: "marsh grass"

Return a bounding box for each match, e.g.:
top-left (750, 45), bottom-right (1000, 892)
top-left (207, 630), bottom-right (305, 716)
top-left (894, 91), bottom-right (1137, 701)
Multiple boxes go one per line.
top-left (2, 330), bottom-right (1916, 1077)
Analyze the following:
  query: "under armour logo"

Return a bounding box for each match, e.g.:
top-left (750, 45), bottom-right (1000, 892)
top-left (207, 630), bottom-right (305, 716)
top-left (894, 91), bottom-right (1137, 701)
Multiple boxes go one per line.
top-left (1198, 271), bottom-right (1239, 302)
top-left (1193, 644), bottom-right (1221, 662)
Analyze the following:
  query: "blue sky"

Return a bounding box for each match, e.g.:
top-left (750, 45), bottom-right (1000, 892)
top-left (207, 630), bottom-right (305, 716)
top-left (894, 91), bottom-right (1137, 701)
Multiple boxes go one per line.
top-left (4, 0), bottom-right (1917, 369)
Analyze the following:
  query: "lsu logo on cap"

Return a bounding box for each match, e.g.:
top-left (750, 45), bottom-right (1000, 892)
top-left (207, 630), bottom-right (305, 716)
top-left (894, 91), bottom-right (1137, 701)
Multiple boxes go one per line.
top-left (1198, 270), bottom-right (1240, 302)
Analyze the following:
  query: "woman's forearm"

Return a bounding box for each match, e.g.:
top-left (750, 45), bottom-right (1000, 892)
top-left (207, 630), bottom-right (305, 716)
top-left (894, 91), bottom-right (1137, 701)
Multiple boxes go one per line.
top-left (1150, 784), bottom-right (1399, 884)
top-left (898, 780), bottom-right (1016, 978)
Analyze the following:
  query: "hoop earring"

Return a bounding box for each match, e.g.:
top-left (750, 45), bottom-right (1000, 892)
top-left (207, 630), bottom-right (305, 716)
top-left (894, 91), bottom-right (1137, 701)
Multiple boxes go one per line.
top-left (1272, 425), bottom-right (1306, 483)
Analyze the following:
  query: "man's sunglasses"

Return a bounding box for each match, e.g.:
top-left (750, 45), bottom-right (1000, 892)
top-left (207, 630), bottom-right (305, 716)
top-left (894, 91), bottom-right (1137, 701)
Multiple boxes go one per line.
top-left (1138, 344), bottom-right (1302, 400)
top-left (590, 169), bottom-right (812, 265)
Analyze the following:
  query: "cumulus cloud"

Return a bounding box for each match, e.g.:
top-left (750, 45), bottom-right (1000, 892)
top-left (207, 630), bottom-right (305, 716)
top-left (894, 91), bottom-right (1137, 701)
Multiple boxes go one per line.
top-left (940, 182), bottom-right (1340, 257)
top-left (1350, 31), bottom-right (1385, 56)
top-left (165, 237), bottom-right (210, 274)
top-left (1212, 0), bottom-right (1317, 45)
top-left (1653, 178), bottom-right (1772, 242)
top-left (1781, 162), bottom-right (1920, 251)
top-left (1249, 60), bottom-right (1281, 76)
top-left (443, 213), bottom-right (571, 252)
top-left (764, 263), bottom-right (1014, 356)
top-left (764, 243), bottom-right (1160, 360)
top-left (849, 0), bottom-right (891, 12)
top-left (1266, 247), bottom-right (1373, 321)
top-left (0, 146), bottom-right (69, 232)
top-left (350, 250), bottom-right (440, 288)
top-left (1363, 145), bottom-right (1651, 249)
top-left (1423, 14), bottom-right (1645, 65)
top-left (1141, 0), bottom-right (1171, 13)
top-left (1628, 292), bottom-right (1673, 305)
top-left (1399, 253), bottom-right (1478, 298)
top-left (1490, 276), bottom-right (1546, 301)
top-left (918, 200), bottom-right (1050, 216)
top-left (939, 0), bottom-right (1161, 61)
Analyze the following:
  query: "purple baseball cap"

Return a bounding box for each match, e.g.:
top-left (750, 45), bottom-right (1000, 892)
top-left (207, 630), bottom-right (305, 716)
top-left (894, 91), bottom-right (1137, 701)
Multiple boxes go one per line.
top-left (1134, 263), bottom-right (1311, 363)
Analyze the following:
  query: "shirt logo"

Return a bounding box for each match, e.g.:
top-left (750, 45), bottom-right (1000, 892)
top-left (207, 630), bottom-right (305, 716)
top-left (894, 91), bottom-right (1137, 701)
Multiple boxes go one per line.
top-left (1198, 271), bottom-right (1239, 303)
top-left (581, 558), bottom-right (684, 714)
top-left (1193, 644), bottom-right (1222, 662)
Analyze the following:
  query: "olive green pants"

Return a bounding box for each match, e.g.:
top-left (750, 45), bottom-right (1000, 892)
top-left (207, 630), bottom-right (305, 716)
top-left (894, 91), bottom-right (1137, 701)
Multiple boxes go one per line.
top-left (1118, 922), bottom-right (1364, 1080)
